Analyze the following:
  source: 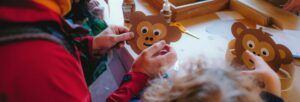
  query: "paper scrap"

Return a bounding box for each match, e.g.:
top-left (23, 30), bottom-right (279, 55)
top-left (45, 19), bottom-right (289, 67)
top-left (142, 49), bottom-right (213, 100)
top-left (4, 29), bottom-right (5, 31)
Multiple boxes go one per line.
top-left (256, 25), bottom-right (300, 58)
top-left (216, 11), bottom-right (244, 21)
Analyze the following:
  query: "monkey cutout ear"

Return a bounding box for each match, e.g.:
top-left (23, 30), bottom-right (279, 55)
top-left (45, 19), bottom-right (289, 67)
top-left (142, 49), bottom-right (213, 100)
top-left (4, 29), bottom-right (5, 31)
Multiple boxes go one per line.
top-left (130, 11), bottom-right (146, 25)
top-left (277, 44), bottom-right (293, 64)
top-left (231, 22), bottom-right (247, 38)
top-left (165, 26), bottom-right (182, 42)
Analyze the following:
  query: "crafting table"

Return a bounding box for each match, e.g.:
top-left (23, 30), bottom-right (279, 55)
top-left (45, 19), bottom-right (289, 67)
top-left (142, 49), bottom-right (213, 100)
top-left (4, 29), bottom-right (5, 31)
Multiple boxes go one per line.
top-left (90, 0), bottom-right (300, 102)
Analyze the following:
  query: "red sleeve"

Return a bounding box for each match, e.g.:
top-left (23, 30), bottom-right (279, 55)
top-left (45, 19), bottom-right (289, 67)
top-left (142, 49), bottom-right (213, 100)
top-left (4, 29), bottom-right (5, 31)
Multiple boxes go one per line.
top-left (0, 40), bottom-right (91, 102)
top-left (74, 36), bottom-right (94, 58)
top-left (107, 72), bottom-right (150, 102)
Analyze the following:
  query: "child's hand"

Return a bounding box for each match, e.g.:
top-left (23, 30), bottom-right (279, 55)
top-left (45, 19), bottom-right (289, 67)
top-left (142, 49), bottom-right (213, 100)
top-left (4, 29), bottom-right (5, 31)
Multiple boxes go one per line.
top-left (241, 50), bottom-right (281, 96)
top-left (284, 0), bottom-right (300, 12)
top-left (131, 40), bottom-right (177, 78)
top-left (93, 25), bottom-right (134, 54)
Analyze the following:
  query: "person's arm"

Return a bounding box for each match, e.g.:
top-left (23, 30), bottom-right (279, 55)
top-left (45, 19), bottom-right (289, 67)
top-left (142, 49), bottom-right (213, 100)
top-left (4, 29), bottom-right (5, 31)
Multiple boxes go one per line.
top-left (284, 0), bottom-right (300, 12)
top-left (75, 25), bottom-right (133, 62)
top-left (107, 41), bottom-right (177, 102)
top-left (241, 50), bottom-right (281, 96)
top-left (91, 26), bottom-right (177, 101)
top-left (5, 40), bottom-right (91, 102)
top-left (107, 72), bottom-right (149, 102)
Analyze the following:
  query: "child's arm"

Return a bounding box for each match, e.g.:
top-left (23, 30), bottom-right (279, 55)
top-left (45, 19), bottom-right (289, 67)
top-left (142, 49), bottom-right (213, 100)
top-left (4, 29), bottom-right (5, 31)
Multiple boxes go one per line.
top-left (284, 0), bottom-right (300, 12)
top-left (107, 72), bottom-right (149, 102)
top-left (241, 50), bottom-right (281, 97)
top-left (107, 41), bottom-right (177, 102)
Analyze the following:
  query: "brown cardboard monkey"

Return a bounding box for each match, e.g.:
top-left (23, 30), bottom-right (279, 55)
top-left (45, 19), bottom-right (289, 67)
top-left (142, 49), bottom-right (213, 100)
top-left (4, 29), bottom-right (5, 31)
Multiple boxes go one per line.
top-left (127, 11), bottom-right (182, 54)
top-left (228, 22), bottom-right (293, 72)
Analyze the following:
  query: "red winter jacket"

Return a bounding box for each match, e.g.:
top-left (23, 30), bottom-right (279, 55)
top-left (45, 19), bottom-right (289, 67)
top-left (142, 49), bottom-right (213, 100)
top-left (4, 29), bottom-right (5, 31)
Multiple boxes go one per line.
top-left (0, 1), bottom-right (148, 102)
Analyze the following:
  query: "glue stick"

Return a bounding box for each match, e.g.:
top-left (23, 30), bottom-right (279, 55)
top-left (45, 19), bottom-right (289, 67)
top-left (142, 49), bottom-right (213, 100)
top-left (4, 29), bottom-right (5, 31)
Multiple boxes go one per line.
top-left (122, 0), bottom-right (135, 23)
top-left (160, 0), bottom-right (172, 23)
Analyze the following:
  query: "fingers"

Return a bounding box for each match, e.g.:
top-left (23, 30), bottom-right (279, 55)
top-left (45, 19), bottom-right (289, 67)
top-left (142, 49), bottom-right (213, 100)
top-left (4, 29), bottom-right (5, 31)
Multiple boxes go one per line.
top-left (240, 71), bottom-right (255, 75)
top-left (143, 40), bottom-right (167, 57)
top-left (245, 50), bottom-right (263, 64)
top-left (153, 45), bottom-right (170, 56)
top-left (283, 0), bottom-right (300, 12)
top-left (283, 0), bottom-right (293, 10)
top-left (229, 49), bottom-right (236, 54)
top-left (112, 32), bottom-right (134, 43)
top-left (116, 41), bottom-right (125, 48)
top-left (159, 50), bottom-right (177, 65)
top-left (283, 3), bottom-right (293, 10)
top-left (155, 45), bottom-right (175, 57)
top-left (155, 45), bottom-right (177, 67)
top-left (162, 44), bottom-right (171, 52)
top-left (111, 25), bottom-right (130, 34)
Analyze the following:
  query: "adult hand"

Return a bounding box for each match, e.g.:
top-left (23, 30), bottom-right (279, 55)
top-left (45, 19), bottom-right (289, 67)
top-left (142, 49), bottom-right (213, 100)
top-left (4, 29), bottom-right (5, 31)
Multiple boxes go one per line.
top-left (284, 0), bottom-right (300, 12)
top-left (131, 40), bottom-right (177, 78)
top-left (87, 0), bottom-right (100, 11)
top-left (241, 50), bottom-right (281, 96)
top-left (93, 25), bottom-right (134, 54)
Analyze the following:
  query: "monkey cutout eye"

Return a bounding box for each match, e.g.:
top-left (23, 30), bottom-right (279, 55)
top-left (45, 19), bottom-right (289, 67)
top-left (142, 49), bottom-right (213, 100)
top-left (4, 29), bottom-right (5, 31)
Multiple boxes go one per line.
top-left (141, 26), bottom-right (148, 34)
top-left (261, 48), bottom-right (269, 56)
top-left (153, 29), bottom-right (161, 36)
top-left (246, 40), bottom-right (255, 49)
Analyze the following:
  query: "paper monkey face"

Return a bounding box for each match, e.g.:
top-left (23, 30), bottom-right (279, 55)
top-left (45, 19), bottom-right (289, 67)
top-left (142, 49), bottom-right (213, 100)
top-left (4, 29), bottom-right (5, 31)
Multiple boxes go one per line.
top-left (128, 11), bottom-right (182, 54)
top-left (136, 21), bottom-right (167, 50)
top-left (231, 22), bottom-right (293, 71)
top-left (241, 34), bottom-right (276, 68)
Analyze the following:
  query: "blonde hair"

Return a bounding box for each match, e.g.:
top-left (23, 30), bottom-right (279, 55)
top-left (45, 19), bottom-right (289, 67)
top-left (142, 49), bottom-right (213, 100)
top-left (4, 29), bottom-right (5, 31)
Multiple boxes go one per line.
top-left (142, 59), bottom-right (263, 102)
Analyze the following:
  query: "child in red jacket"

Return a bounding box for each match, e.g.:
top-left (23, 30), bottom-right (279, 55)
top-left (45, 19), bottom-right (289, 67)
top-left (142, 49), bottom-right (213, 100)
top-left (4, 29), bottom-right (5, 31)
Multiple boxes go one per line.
top-left (0, 0), bottom-right (177, 102)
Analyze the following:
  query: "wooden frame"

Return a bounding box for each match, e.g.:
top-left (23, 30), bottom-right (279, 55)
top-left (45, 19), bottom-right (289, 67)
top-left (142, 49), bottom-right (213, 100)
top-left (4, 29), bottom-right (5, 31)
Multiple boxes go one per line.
top-left (230, 0), bottom-right (300, 30)
top-left (146, 0), bottom-right (229, 21)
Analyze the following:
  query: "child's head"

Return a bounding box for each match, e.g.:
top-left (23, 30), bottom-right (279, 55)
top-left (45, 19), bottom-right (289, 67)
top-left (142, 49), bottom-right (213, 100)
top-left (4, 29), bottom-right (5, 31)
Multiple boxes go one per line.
top-left (142, 59), bottom-right (263, 102)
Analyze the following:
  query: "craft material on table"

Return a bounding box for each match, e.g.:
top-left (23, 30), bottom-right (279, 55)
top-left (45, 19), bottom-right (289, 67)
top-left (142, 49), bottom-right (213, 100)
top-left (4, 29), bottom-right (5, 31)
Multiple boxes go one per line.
top-left (215, 11), bottom-right (244, 21)
top-left (160, 0), bottom-right (172, 24)
top-left (205, 20), bottom-right (235, 40)
top-left (122, 0), bottom-right (135, 23)
top-left (171, 22), bottom-right (200, 39)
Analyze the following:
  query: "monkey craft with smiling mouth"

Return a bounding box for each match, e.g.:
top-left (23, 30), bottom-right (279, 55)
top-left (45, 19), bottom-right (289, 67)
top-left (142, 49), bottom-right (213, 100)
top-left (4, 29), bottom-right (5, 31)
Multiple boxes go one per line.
top-left (127, 11), bottom-right (182, 54)
top-left (229, 22), bottom-right (293, 72)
